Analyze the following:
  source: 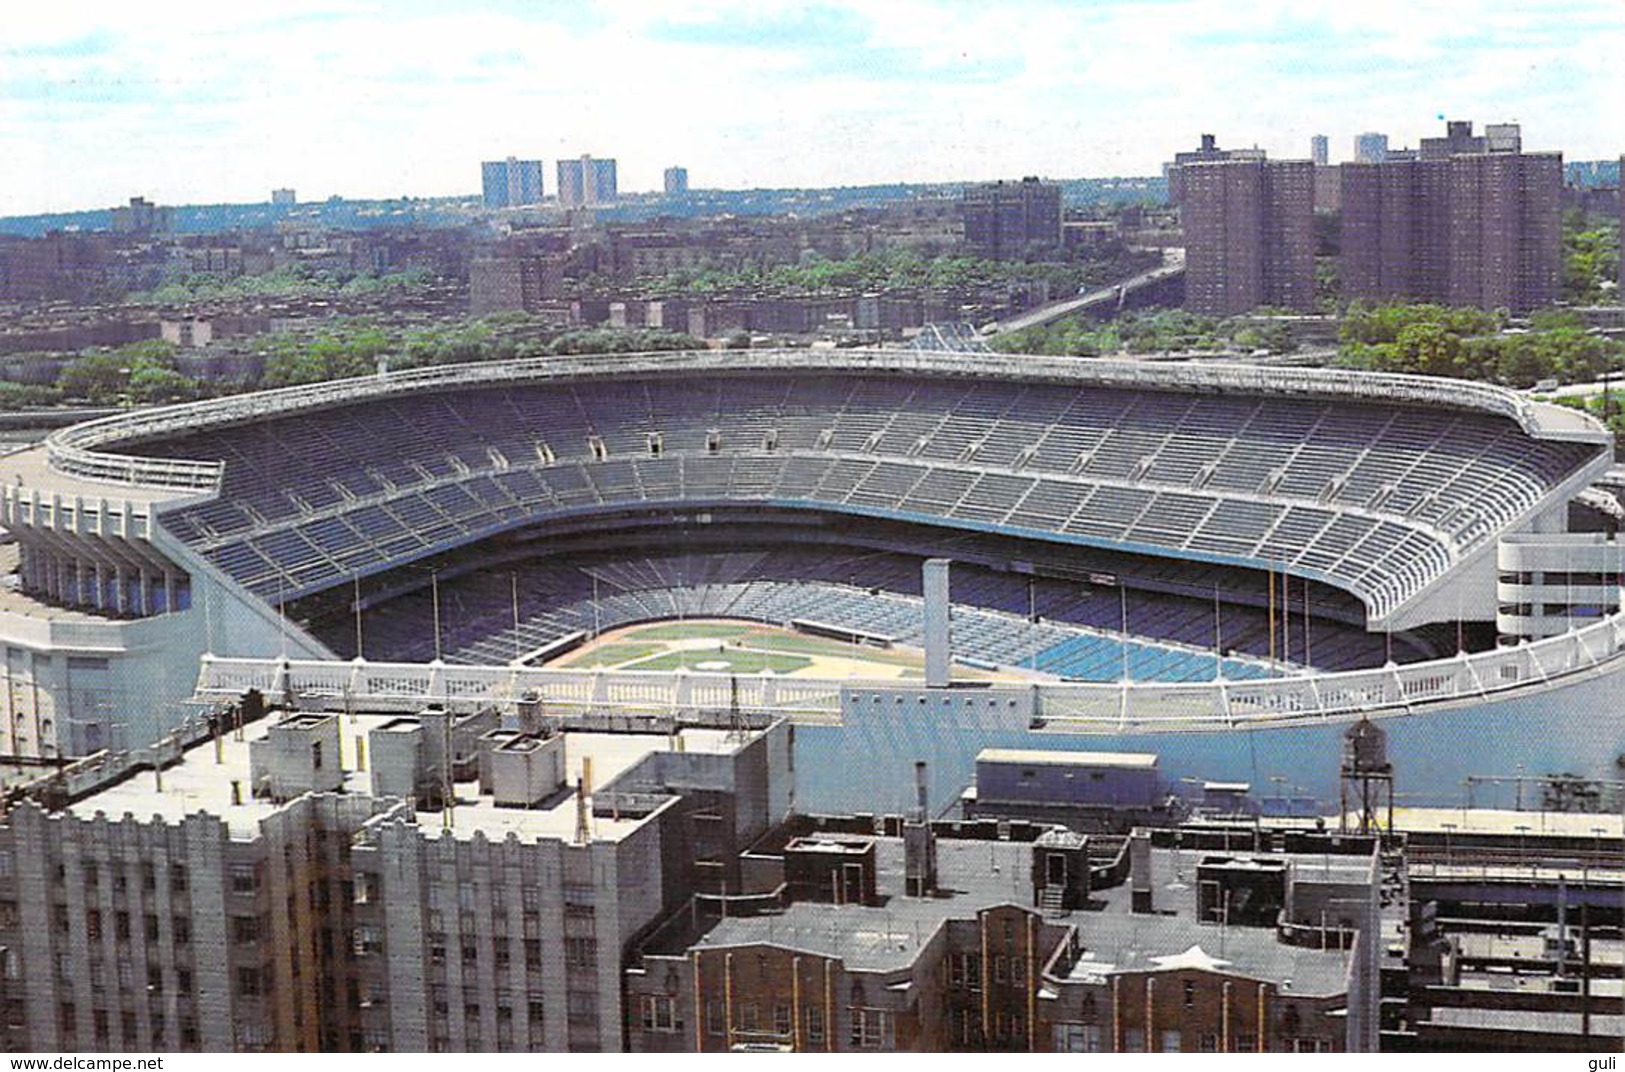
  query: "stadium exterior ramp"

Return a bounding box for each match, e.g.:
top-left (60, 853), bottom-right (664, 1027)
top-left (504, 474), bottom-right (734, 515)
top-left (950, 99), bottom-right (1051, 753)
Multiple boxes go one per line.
top-left (0, 349), bottom-right (1614, 762)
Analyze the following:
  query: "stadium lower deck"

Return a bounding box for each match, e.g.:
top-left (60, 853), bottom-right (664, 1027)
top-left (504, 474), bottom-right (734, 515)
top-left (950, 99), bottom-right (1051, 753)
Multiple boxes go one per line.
top-left (299, 541), bottom-right (1448, 683)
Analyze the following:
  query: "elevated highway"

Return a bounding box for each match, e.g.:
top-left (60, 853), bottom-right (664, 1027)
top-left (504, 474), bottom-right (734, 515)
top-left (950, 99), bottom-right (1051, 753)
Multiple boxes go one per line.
top-left (983, 256), bottom-right (1186, 336)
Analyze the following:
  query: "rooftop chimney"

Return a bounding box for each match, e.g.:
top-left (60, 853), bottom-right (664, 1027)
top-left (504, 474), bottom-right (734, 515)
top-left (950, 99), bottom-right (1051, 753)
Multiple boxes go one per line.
top-left (1129, 829), bottom-right (1154, 914)
top-left (904, 761), bottom-right (939, 897)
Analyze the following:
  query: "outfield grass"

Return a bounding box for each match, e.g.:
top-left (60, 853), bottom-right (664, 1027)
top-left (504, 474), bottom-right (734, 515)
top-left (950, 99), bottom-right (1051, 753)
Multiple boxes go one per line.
top-left (624, 649), bottom-right (813, 674)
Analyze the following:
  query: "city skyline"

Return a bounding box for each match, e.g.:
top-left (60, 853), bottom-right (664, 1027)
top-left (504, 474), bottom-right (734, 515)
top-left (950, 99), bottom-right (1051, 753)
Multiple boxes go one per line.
top-left (2, 0), bottom-right (1622, 216)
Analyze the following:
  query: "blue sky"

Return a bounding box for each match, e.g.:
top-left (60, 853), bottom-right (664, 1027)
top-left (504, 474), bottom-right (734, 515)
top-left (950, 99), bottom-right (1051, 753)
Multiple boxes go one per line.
top-left (0, 0), bottom-right (1620, 214)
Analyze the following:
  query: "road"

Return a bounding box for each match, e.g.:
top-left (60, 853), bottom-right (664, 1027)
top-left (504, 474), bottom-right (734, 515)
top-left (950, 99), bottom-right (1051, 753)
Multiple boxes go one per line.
top-left (983, 254), bottom-right (1185, 336)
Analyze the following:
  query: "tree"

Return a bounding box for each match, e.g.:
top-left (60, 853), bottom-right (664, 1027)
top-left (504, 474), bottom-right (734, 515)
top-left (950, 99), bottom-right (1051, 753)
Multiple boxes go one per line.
top-left (57, 353), bottom-right (133, 404)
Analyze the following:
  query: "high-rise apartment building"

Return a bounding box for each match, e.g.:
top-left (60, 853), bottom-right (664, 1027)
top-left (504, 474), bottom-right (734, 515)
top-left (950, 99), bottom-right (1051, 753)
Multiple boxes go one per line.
top-left (959, 178), bottom-right (1063, 260)
top-left (1353, 133), bottom-right (1389, 164)
top-left (1164, 135), bottom-right (1265, 205)
top-left (481, 158), bottom-right (545, 209)
top-left (111, 196), bottom-right (171, 235)
top-left (1311, 135), bottom-right (1329, 167)
top-left (1341, 120), bottom-right (1561, 311)
top-left (663, 167), bottom-right (689, 196)
top-left (271, 189), bottom-right (297, 206)
top-left (556, 156), bottom-right (618, 208)
top-left (1179, 156), bottom-right (1315, 316)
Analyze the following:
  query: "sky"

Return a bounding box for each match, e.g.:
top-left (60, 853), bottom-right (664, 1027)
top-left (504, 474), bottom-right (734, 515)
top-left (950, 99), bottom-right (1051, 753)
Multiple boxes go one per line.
top-left (1, 0), bottom-right (1621, 215)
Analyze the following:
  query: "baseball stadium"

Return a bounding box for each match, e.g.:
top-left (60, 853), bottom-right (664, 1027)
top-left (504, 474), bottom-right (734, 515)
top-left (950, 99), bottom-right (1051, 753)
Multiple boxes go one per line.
top-left (1, 348), bottom-right (1622, 812)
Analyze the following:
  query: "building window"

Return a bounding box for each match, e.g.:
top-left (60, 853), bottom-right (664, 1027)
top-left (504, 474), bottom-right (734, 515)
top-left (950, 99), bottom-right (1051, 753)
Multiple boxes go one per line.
top-left (848, 1007), bottom-right (894, 1051)
top-left (1124, 1028), bottom-right (1145, 1052)
top-left (1055, 1023), bottom-right (1102, 1052)
top-left (706, 999), bottom-right (726, 1037)
top-left (1200, 1033), bottom-right (1220, 1052)
top-left (232, 916), bottom-right (261, 943)
top-left (566, 990), bottom-right (598, 1026)
top-left (564, 937), bottom-right (596, 968)
top-left (950, 953), bottom-right (981, 992)
top-left (352, 926), bottom-right (380, 956)
top-left (773, 1004), bottom-right (792, 1037)
top-left (236, 1023), bottom-right (270, 1049)
top-left (237, 966), bottom-right (263, 997)
top-left (1234, 1034), bottom-right (1257, 1053)
top-left (230, 865), bottom-right (257, 895)
top-left (805, 1004), bottom-right (824, 1044)
top-left (640, 995), bottom-right (678, 1033)
top-left (1160, 1029), bottom-right (1182, 1052)
top-left (739, 1002), bottom-right (759, 1032)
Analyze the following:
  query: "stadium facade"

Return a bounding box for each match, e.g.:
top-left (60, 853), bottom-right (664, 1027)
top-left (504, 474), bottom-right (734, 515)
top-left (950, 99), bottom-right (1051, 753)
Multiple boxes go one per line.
top-left (1, 350), bottom-right (1620, 810)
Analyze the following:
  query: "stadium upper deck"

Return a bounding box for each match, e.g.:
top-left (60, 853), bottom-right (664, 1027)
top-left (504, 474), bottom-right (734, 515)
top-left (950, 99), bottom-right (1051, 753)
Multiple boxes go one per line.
top-left (60, 350), bottom-right (1610, 625)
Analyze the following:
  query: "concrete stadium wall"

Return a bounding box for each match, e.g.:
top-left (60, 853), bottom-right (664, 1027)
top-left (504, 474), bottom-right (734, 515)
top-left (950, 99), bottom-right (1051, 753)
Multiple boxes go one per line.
top-left (801, 662), bottom-right (1625, 816)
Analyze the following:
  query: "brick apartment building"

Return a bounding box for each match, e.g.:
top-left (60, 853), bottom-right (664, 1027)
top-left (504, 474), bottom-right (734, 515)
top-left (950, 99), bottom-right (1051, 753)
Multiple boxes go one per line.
top-left (1340, 120), bottom-right (1562, 312)
top-left (624, 820), bottom-right (1378, 1053)
top-left (1178, 155), bottom-right (1315, 316)
top-left (959, 178), bottom-right (1063, 261)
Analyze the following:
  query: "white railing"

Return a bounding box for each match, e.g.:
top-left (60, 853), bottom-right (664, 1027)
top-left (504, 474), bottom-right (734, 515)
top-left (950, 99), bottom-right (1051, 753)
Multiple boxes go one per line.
top-left (192, 604), bottom-right (1625, 732)
top-left (46, 348), bottom-right (1603, 491)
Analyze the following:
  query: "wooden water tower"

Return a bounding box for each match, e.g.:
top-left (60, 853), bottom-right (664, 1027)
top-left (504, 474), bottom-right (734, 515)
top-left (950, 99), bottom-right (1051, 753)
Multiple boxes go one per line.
top-left (1340, 718), bottom-right (1394, 839)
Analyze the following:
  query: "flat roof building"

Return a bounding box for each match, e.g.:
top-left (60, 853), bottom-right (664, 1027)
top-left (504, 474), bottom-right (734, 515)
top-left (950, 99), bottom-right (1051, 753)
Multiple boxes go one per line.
top-left (1311, 134), bottom-right (1329, 167)
top-left (1341, 120), bottom-right (1561, 312)
top-left (0, 701), bottom-right (792, 1052)
top-left (959, 178), bottom-right (1062, 261)
top-left (481, 157), bottom-right (544, 209)
top-left (624, 824), bottom-right (1379, 1052)
top-left (557, 155), bottom-right (618, 208)
top-left (1354, 132), bottom-right (1389, 165)
top-left (1179, 152), bottom-right (1315, 316)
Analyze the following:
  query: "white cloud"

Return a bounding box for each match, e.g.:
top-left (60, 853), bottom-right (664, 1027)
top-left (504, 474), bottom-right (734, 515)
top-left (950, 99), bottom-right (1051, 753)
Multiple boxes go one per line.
top-left (0, 0), bottom-right (1620, 214)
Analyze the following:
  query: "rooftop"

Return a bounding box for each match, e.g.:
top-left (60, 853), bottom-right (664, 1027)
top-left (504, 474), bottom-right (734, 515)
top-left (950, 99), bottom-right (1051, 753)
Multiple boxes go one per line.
top-left (680, 837), bottom-right (1357, 996)
top-left (60, 709), bottom-right (747, 843)
top-left (977, 748), bottom-right (1159, 769)
top-left (1364, 807), bottom-right (1624, 839)
top-left (1421, 1004), bottom-right (1624, 1038)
